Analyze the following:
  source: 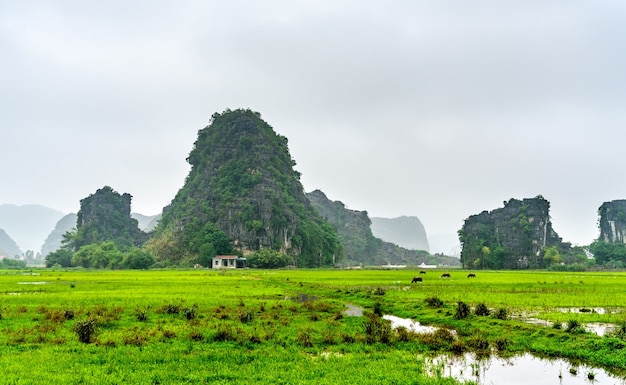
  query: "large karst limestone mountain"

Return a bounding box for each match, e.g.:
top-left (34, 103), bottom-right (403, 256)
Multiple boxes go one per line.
top-left (151, 109), bottom-right (342, 267)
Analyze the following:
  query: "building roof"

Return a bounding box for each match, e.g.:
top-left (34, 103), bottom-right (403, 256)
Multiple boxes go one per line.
top-left (214, 255), bottom-right (239, 260)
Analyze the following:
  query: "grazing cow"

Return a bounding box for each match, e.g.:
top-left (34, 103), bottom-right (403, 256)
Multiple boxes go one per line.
top-left (419, 270), bottom-right (427, 274)
top-left (411, 276), bottom-right (423, 283)
top-left (440, 273), bottom-right (451, 278)
top-left (467, 273), bottom-right (476, 278)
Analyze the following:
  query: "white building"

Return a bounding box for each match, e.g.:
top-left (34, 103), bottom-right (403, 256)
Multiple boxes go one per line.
top-left (212, 255), bottom-right (246, 268)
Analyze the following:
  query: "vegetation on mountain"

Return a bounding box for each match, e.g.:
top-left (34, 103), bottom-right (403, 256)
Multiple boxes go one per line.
top-left (149, 109), bottom-right (343, 267)
top-left (70, 186), bottom-right (148, 250)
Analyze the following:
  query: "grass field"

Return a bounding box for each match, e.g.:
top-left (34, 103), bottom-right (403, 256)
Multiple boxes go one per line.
top-left (1, 268), bottom-right (626, 384)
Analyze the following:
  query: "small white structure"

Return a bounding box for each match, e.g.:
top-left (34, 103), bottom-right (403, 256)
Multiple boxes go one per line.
top-left (212, 255), bottom-right (246, 269)
top-left (418, 262), bottom-right (437, 269)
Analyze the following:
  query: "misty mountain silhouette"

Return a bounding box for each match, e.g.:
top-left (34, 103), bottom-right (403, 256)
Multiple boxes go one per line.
top-left (0, 204), bottom-right (65, 253)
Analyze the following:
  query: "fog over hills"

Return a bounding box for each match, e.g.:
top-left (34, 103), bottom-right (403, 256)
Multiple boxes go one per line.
top-left (0, 228), bottom-right (21, 258)
top-left (370, 216), bottom-right (430, 252)
top-left (41, 213), bottom-right (77, 257)
top-left (0, 204), bottom-right (65, 253)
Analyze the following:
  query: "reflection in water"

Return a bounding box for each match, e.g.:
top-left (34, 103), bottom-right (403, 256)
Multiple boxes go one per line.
top-left (428, 353), bottom-right (626, 385)
top-left (383, 314), bottom-right (441, 334)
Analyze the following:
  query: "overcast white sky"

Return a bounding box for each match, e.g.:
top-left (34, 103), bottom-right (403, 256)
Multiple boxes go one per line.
top-left (2, 1), bottom-right (625, 247)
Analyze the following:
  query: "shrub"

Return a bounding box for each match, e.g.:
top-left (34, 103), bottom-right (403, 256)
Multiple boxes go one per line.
top-left (467, 336), bottom-right (490, 351)
top-left (157, 303), bottom-right (181, 315)
top-left (395, 326), bottom-right (413, 342)
top-left (494, 337), bottom-right (510, 351)
top-left (341, 333), bottom-right (356, 343)
top-left (183, 306), bottom-right (197, 320)
top-left (373, 301), bottom-right (383, 316)
top-left (73, 318), bottom-right (98, 343)
top-left (612, 321), bottom-right (626, 339)
top-left (123, 331), bottom-right (148, 346)
top-left (425, 297), bottom-right (444, 308)
top-left (188, 330), bottom-right (204, 341)
top-left (135, 307), bottom-right (149, 322)
top-left (213, 325), bottom-right (236, 342)
top-left (566, 319), bottom-right (584, 333)
top-left (238, 310), bottom-right (253, 323)
top-left (64, 309), bottom-right (75, 320)
top-left (296, 330), bottom-right (313, 347)
top-left (455, 302), bottom-right (471, 320)
top-left (493, 308), bottom-right (508, 320)
top-left (419, 328), bottom-right (455, 349)
top-left (474, 303), bottom-right (490, 316)
top-left (364, 313), bottom-right (392, 344)
top-left (373, 287), bottom-right (386, 296)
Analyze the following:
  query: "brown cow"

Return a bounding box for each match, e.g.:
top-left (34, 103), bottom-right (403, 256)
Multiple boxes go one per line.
top-left (411, 276), bottom-right (423, 283)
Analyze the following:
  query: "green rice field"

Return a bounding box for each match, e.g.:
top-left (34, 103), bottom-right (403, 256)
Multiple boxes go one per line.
top-left (1, 268), bottom-right (626, 384)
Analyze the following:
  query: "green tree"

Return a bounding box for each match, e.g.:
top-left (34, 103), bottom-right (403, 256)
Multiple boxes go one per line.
top-left (45, 249), bottom-right (74, 268)
top-left (122, 248), bottom-right (155, 269)
top-left (590, 241), bottom-right (626, 266)
top-left (542, 246), bottom-right (562, 267)
top-left (247, 248), bottom-right (290, 268)
top-left (72, 242), bottom-right (122, 269)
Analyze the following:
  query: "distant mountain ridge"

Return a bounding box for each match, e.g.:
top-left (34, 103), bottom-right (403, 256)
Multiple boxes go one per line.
top-left (0, 204), bottom-right (65, 253)
top-left (306, 190), bottom-right (460, 267)
top-left (0, 228), bottom-right (21, 257)
top-left (370, 216), bottom-right (429, 252)
top-left (41, 213), bottom-right (77, 257)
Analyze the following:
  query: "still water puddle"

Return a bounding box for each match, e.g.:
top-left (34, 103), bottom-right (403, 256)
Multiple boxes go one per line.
top-left (343, 305), bottom-right (446, 334)
top-left (383, 314), bottom-right (442, 334)
top-left (16, 281), bottom-right (50, 285)
top-left (428, 353), bottom-right (626, 385)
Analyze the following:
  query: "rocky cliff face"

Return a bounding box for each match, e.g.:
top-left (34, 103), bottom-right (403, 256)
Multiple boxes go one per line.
top-left (370, 216), bottom-right (430, 251)
top-left (459, 196), bottom-right (565, 269)
top-left (598, 200), bottom-right (626, 243)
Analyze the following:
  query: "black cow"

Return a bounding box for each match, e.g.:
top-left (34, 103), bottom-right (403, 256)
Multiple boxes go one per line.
top-left (467, 273), bottom-right (476, 278)
top-left (411, 276), bottom-right (423, 283)
top-left (419, 270), bottom-right (427, 274)
top-left (440, 273), bottom-right (451, 278)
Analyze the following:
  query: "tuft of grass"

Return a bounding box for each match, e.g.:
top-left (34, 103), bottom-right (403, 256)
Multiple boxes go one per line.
top-left (73, 318), bottom-right (98, 343)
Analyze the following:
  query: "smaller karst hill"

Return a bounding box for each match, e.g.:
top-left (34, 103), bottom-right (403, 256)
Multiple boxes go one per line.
top-left (151, 109), bottom-right (343, 267)
top-left (72, 186), bottom-right (148, 250)
top-left (459, 196), bottom-right (567, 269)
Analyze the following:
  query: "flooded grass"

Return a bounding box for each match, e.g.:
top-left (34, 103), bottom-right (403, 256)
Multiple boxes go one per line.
top-left (1, 268), bottom-right (626, 384)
